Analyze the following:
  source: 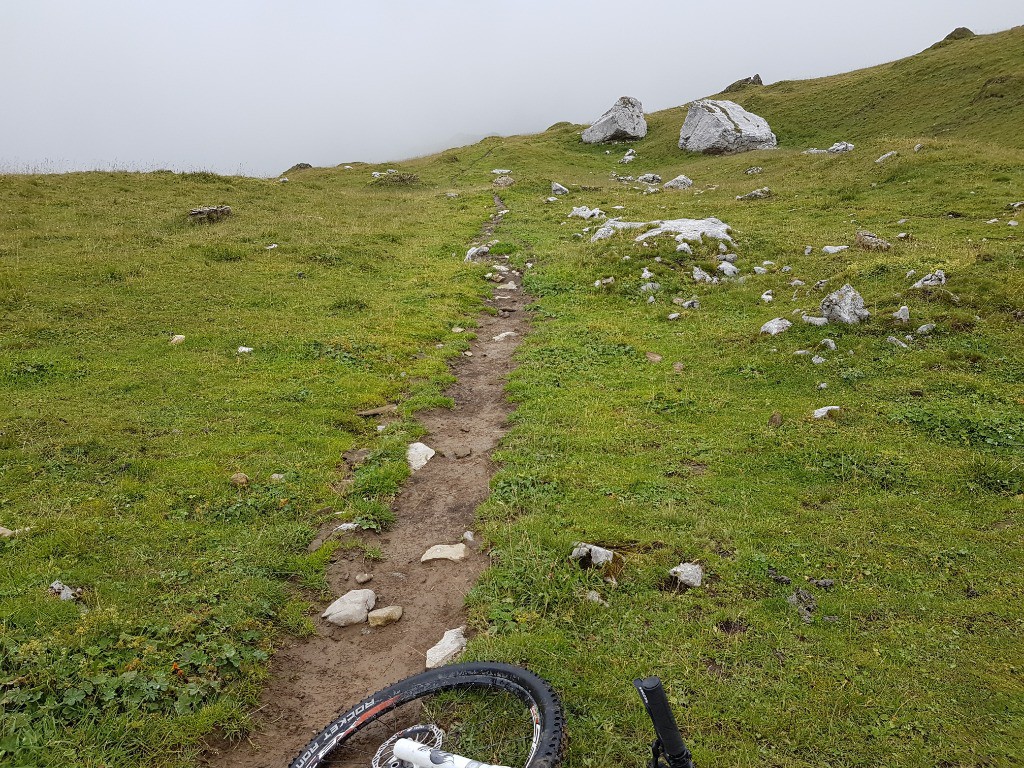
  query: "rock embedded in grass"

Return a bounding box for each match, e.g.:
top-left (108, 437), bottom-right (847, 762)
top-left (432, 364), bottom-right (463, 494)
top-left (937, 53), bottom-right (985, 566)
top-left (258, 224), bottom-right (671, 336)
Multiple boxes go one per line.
top-left (917, 323), bottom-right (936, 335)
top-left (637, 173), bottom-right (662, 184)
top-left (169, 334), bottom-right (185, 345)
top-left (893, 306), bottom-right (910, 323)
top-left (821, 284), bottom-right (870, 324)
top-left (492, 175), bottom-right (515, 188)
top-left (813, 406), bottom-right (840, 419)
top-left (736, 187), bottom-right (772, 201)
top-left (787, 588), bottom-right (817, 623)
top-left (551, 182), bottom-right (569, 195)
top-left (230, 472), bottom-right (249, 487)
top-left (854, 230), bottom-right (892, 251)
top-left (322, 589), bottom-right (376, 627)
top-left (678, 100), bottom-right (777, 154)
top-left (760, 318), bottom-right (792, 335)
top-left (669, 562), bottom-right (703, 588)
top-left (822, 245), bottom-right (848, 254)
top-left (426, 626), bottom-right (468, 668)
top-left (886, 335), bottom-right (910, 349)
top-left (570, 542), bottom-right (616, 569)
top-left (663, 175), bottom-right (694, 190)
top-left (875, 151), bottom-right (898, 164)
top-left (911, 270), bottom-right (946, 288)
top-left (582, 96), bottom-right (648, 143)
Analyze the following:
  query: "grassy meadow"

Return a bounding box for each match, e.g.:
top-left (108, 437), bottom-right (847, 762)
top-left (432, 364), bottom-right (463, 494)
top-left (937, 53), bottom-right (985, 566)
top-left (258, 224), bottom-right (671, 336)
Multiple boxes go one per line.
top-left (2, 24), bottom-right (1022, 768)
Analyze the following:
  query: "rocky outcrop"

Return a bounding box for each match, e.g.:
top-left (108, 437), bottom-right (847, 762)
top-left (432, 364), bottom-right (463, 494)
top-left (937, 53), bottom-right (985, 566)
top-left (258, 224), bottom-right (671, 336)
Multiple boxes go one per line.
top-left (582, 97), bottom-right (647, 144)
top-left (723, 74), bottom-right (763, 93)
top-left (678, 100), bottom-right (777, 154)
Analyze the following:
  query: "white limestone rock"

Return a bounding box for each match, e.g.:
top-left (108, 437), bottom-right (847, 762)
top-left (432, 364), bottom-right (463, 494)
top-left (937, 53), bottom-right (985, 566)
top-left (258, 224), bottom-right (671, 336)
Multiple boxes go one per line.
top-left (678, 100), bottom-right (777, 154)
top-left (911, 270), bottom-right (946, 288)
top-left (552, 182), bottom-right (569, 195)
top-left (736, 187), bottom-right (772, 200)
top-left (582, 96), bottom-right (648, 143)
top-left (813, 406), bottom-right (841, 419)
top-left (407, 442), bottom-right (436, 471)
top-left (692, 266), bottom-right (718, 284)
top-left (669, 562), bottom-right (703, 588)
top-left (569, 206), bottom-right (605, 220)
top-left (717, 262), bottom-right (740, 277)
top-left (917, 323), bottom-right (936, 335)
top-left (426, 627), bottom-right (468, 668)
top-left (802, 141), bottom-right (855, 154)
top-left (886, 336), bottom-right (909, 349)
top-left (760, 318), bottom-right (792, 335)
top-left (822, 245), bottom-right (848, 254)
top-left (893, 306), bottom-right (910, 323)
top-left (875, 151), bottom-right (898, 164)
top-left (570, 542), bottom-right (616, 568)
top-left (322, 589), bottom-right (376, 627)
top-left (820, 284), bottom-right (870, 325)
top-left (634, 217), bottom-right (734, 246)
top-left (421, 543), bottom-right (469, 563)
top-left (637, 173), bottom-right (662, 184)
top-left (663, 175), bottom-right (694, 190)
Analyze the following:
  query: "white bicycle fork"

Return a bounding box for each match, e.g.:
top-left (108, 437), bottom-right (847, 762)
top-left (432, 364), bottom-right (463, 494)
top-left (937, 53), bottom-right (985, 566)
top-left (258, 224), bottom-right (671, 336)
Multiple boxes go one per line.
top-left (392, 737), bottom-right (512, 768)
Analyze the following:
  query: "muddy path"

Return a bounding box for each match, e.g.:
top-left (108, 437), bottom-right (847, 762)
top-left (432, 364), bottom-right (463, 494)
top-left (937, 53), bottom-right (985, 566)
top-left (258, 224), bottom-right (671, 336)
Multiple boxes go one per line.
top-left (208, 195), bottom-right (529, 768)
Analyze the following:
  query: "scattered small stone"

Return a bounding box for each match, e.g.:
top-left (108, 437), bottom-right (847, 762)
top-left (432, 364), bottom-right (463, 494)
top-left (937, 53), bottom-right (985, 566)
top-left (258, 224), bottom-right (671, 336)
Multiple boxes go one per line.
top-left (790, 279), bottom-right (805, 287)
top-left (809, 578), bottom-right (835, 590)
top-left (803, 141), bottom-right (855, 154)
top-left (692, 266), bottom-right (718, 284)
top-left (745, 166), bottom-right (763, 174)
top-left (421, 543), bottom-right (469, 563)
top-left (817, 382), bottom-right (828, 390)
top-left (717, 262), bottom-right (740, 277)
top-left (0, 525), bottom-right (29, 538)
top-left (875, 151), bottom-right (898, 164)
top-left (768, 412), bottom-right (783, 427)
top-left (813, 406), bottom-right (840, 419)
top-left (368, 605), bottom-right (403, 627)
top-left (820, 339), bottom-right (837, 351)
top-left (645, 352), bottom-right (663, 363)
top-left (821, 245), bottom-right (848, 254)
top-left (761, 290), bottom-right (774, 303)
top-left (426, 626), bottom-right (468, 668)
top-left (893, 306), bottom-right (910, 323)
top-left (768, 567), bottom-right (791, 585)
top-left (569, 205), bottom-right (605, 219)
top-left (407, 442), bottom-right (435, 471)
top-left (230, 472), bottom-right (249, 487)
top-left (357, 404), bottom-right (398, 417)
top-left (169, 334), bottom-right (185, 345)
top-left (802, 315), bottom-right (829, 327)
top-left (551, 182), bottom-right (569, 195)
top-left (753, 266), bottom-right (768, 274)
top-left (462, 530), bottom-right (475, 543)
top-left (782, 265), bottom-right (793, 273)
top-left (269, 472), bottom-right (285, 482)
top-left (49, 580), bottom-right (83, 601)
top-left (640, 282), bottom-right (661, 293)
top-left (335, 522), bottom-right (360, 534)
top-left (760, 318), bottom-right (792, 336)
top-left (637, 173), bottom-right (662, 184)
top-left (570, 542), bottom-right (616, 569)
top-left (669, 562), bottom-right (703, 588)
top-left (237, 346), bottom-right (254, 354)
top-left (912, 270), bottom-right (946, 288)
top-left (492, 331), bottom-right (517, 341)
top-left (667, 312), bottom-right (680, 320)
top-left (492, 175), bottom-right (515, 188)
top-left (917, 323), bottom-right (936, 335)
top-left (736, 187), bottom-right (772, 201)
top-left (265, 243), bottom-right (278, 250)
top-left (355, 573), bottom-right (373, 585)
top-left (787, 588), bottom-right (817, 623)
top-left (854, 230), bottom-right (892, 251)
top-left (586, 590), bottom-right (609, 607)
top-left (811, 355), bottom-right (826, 365)
top-left (804, 245), bottom-right (814, 256)
top-left (673, 362), bottom-right (685, 372)
top-left (914, 143), bottom-right (924, 153)
top-left (821, 284), bottom-right (870, 325)
top-left (886, 335), bottom-right (909, 349)
top-left (322, 589), bottom-right (376, 627)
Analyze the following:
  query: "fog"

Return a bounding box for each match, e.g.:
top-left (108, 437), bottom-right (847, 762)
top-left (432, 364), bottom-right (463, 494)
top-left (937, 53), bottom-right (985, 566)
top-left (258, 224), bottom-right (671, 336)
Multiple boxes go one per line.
top-left (1, 1), bottom-right (1020, 176)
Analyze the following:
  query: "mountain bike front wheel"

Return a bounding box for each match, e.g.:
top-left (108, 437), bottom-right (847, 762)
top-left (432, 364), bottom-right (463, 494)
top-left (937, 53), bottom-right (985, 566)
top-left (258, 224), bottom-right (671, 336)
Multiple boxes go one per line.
top-left (289, 662), bottom-right (565, 768)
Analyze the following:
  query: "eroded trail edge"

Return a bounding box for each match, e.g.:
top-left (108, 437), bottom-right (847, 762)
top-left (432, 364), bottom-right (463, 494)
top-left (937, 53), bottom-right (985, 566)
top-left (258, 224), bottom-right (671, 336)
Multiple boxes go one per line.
top-left (211, 195), bottom-right (530, 768)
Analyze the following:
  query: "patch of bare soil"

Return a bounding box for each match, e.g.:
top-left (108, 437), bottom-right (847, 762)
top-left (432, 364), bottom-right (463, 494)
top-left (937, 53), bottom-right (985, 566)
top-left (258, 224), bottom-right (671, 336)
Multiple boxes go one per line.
top-left (207, 196), bottom-right (529, 768)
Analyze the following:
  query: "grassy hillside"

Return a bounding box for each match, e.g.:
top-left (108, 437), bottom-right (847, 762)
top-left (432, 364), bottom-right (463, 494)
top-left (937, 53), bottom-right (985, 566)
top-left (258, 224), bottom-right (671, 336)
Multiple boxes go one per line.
top-left (2, 24), bottom-right (1022, 768)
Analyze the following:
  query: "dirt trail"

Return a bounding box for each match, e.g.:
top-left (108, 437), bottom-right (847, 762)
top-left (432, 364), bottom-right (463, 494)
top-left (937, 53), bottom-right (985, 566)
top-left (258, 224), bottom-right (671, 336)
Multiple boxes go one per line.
top-left (208, 195), bottom-right (529, 768)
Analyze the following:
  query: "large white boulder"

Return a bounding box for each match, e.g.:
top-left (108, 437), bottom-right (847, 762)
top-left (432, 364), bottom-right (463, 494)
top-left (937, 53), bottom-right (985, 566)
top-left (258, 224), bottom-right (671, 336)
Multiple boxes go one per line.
top-left (678, 100), bottom-right (777, 154)
top-left (582, 96), bottom-right (648, 144)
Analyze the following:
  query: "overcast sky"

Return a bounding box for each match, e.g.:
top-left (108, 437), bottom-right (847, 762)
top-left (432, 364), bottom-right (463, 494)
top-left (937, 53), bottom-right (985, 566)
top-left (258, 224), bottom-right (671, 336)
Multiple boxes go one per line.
top-left (1, 2), bottom-right (1020, 176)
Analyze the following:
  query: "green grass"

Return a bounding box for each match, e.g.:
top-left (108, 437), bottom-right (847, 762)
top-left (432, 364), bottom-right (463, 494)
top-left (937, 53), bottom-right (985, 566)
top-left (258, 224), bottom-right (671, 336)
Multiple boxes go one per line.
top-left (3, 24), bottom-right (1024, 768)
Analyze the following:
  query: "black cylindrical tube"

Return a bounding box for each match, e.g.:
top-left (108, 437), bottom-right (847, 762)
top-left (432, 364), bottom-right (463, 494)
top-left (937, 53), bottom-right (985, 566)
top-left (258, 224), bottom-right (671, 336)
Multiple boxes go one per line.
top-left (633, 676), bottom-right (690, 763)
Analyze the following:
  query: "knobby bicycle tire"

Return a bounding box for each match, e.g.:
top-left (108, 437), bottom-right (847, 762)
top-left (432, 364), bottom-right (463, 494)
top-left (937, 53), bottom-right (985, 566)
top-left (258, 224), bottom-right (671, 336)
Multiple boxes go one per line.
top-left (290, 661), bottom-right (565, 768)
